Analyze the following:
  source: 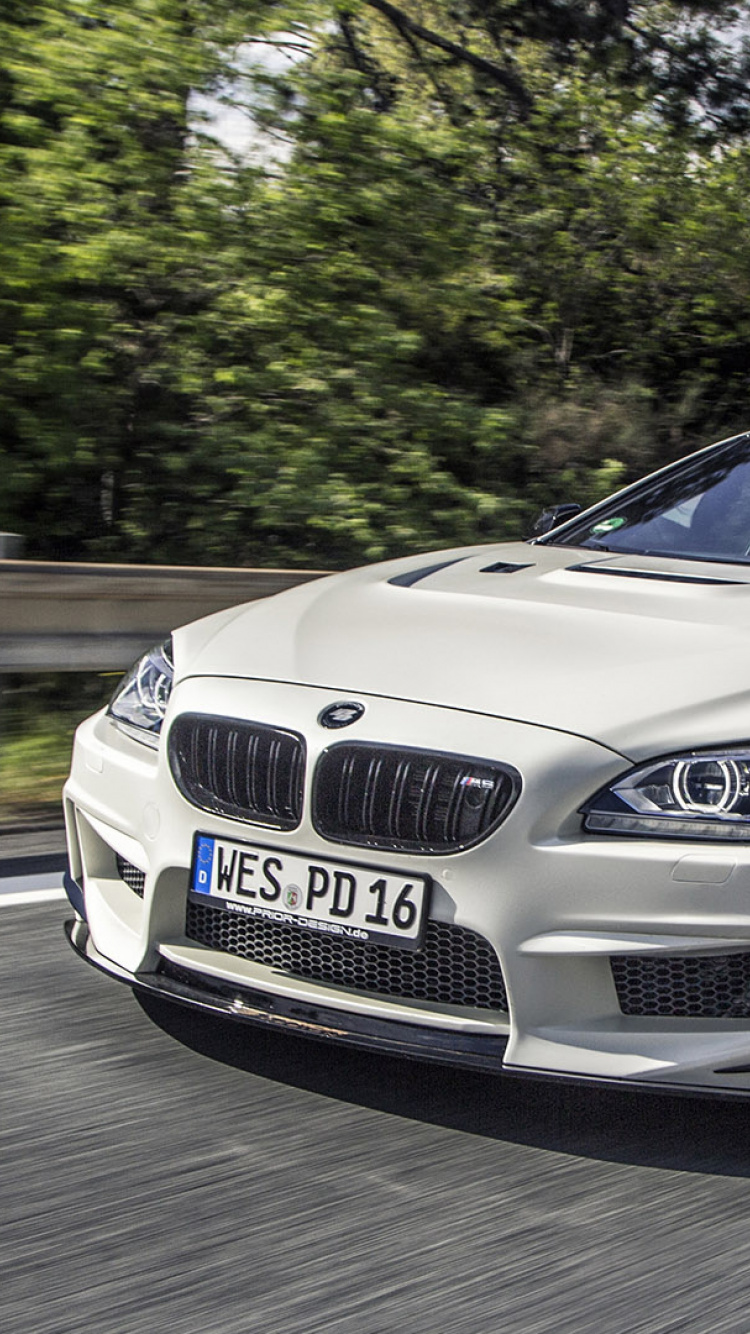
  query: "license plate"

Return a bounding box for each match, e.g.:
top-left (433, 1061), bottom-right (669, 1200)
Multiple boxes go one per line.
top-left (189, 834), bottom-right (431, 949)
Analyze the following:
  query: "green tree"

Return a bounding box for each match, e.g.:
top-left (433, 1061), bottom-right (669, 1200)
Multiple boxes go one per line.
top-left (3, 0), bottom-right (750, 567)
top-left (0, 0), bottom-right (259, 558)
top-left (190, 0), bottom-right (750, 565)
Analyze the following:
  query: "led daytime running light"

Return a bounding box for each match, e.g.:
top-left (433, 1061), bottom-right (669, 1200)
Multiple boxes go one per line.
top-left (674, 758), bottom-right (743, 816)
top-left (583, 747), bottom-right (750, 840)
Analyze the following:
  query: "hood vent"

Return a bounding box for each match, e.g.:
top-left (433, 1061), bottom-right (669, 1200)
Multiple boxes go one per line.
top-left (566, 563), bottom-right (743, 586)
top-left (388, 559), bottom-right (465, 588)
top-left (389, 557), bottom-right (533, 586)
top-left (479, 561), bottom-right (532, 574)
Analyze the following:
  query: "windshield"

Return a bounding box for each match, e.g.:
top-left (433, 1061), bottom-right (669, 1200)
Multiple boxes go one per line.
top-left (545, 434), bottom-right (750, 564)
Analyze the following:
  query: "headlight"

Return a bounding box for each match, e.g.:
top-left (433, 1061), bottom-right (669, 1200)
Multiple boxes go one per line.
top-left (107, 639), bottom-right (174, 748)
top-left (583, 748), bottom-right (750, 840)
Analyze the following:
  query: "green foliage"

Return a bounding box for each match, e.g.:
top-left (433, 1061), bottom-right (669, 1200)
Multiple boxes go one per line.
top-left (0, 672), bottom-right (115, 817)
top-left (2, 1), bottom-right (750, 568)
top-left (0, 0), bottom-right (261, 557)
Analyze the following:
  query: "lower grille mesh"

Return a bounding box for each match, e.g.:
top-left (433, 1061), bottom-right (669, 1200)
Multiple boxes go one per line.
top-left (612, 952), bottom-right (750, 1018)
top-left (116, 855), bottom-right (145, 898)
top-left (186, 900), bottom-right (508, 1012)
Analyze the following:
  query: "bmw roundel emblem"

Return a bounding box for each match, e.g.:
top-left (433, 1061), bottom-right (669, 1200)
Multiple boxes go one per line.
top-left (318, 701), bottom-right (365, 729)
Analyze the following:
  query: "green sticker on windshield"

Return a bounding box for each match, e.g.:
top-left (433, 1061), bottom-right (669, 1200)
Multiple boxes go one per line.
top-left (590, 516), bottom-right (626, 536)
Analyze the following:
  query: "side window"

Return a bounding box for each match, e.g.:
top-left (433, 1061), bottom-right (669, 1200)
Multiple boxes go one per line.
top-left (663, 496), bottom-right (701, 529)
top-left (549, 442), bottom-right (750, 563)
top-left (688, 466), bottom-right (750, 557)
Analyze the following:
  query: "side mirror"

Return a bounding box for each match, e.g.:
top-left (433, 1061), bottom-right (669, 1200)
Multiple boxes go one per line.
top-left (530, 503), bottom-right (582, 537)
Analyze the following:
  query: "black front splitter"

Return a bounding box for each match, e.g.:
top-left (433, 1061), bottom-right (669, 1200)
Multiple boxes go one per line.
top-left (64, 918), bottom-right (509, 1073)
top-left (65, 920), bottom-right (750, 1099)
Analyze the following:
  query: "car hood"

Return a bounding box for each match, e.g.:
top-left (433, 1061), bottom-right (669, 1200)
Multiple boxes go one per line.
top-left (174, 542), bottom-right (750, 761)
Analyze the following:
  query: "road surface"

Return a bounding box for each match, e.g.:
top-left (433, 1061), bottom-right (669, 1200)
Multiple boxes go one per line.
top-left (2, 847), bottom-right (750, 1333)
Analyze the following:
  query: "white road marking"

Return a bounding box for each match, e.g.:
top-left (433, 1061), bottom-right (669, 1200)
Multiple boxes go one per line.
top-left (1, 888), bottom-right (67, 906)
top-left (0, 872), bottom-right (66, 905)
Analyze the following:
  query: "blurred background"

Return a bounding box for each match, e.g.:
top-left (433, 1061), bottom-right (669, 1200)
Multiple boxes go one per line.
top-left (0, 672), bottom-right (114, 827)
top-left (3, 0), bottom-right (750, 822)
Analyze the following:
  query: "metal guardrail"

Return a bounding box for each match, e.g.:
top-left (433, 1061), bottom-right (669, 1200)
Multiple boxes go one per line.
top-left (0, 560), bottom-right (326, 670)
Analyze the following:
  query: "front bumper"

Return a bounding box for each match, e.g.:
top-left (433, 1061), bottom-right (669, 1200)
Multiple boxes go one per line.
top-left (65, 909), bottom-right (750, 1101)
top-left (63, 677), bottom-right (750, 1097)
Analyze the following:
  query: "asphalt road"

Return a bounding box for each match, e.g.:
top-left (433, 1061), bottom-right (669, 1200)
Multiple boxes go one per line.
top-left (4, 890), bottom-right (750, 1333)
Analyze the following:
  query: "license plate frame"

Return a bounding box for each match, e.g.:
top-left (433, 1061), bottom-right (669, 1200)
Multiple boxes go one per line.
top-left (189, 832), bottom-right (431, 950)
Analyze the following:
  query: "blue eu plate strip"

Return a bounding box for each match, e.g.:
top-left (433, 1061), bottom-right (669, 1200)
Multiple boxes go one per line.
top-left (192, 836), bottom-right (215, 895)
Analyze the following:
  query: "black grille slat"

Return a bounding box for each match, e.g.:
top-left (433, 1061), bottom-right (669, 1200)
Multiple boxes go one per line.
top-left (339, 751), bottom-right (354, 832)
top-left (267, 738), bottom-right (279, 814)
top-left (186, 900), bottom-right (508, 1012)
top-left (389, 761), bottom-right (409, 840)
top-left (169, 715), bottom-right (305, 830)
top-left (612, 953), bottom-right (750, 1018)
top-left (364, 755), bottom-right (381, 835)
top-left (314, 743), bottom-right (520, 854)
top-left (446, 768), bottom-right (465, 846)
top-left (246, 732), bottom-right (260, 815)
top-left (225, 729), bottom-right (240, 808)
top-left (206, 725), bottom-right (219, 795)
top-left (417, 763), bottom-right (437, 844)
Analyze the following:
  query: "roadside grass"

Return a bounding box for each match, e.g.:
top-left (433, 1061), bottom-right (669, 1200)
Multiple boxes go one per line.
top-left (0, 723), bottom-right (74, 814)
top-left (0, 673), bottom-right (119, 825)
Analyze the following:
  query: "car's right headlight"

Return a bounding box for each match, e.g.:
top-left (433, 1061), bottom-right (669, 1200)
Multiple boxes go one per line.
top-left (107, 639), bottom-right (174, 748)
top-left (582, 748), bottom-right (750, 840)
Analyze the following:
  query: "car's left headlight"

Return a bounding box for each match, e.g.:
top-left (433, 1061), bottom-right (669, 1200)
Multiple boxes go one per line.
top-left (107, 639), bottom-right (174, 748)
top-left (583, 748), bottom-right (750, 840)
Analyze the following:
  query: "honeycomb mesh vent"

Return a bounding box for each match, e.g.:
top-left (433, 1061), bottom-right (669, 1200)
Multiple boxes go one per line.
top-left (169, 714), bottom-right (305, 830)
top-left (116, 855), bottom-right (145, 898)
top-left (186, 900), bottom-right (508, 1012)
top-left (612, 952), bottom-right (750, 1018)
top-left (313, 743), bottom-right (520, 854)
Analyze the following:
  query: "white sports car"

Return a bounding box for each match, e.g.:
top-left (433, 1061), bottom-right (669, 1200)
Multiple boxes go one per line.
top-left (65, 431), bottom-right (750, 1096)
